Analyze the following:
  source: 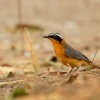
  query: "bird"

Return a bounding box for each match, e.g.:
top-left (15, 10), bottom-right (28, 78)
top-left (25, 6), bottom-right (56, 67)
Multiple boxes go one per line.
top-left (43, 33), bottom-right (99, 72)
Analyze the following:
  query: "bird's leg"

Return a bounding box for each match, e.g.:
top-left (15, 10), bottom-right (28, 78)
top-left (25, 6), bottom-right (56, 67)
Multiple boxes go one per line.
top-left (64, 64), bottom-right (79, 77)
top-left (63, 64), bottom-right (72, 77)
top-left (69, 68), bottom-right (73, 74)
top-left (64, 69), bottom-right (74, 78)
top-left (66, 67), bottom-right (79, 77)
top-left (65, 68), bottom-right (73, 77)
top-left (72, 67), bottom-right (79, 75)
top-left (74, 67), bottom-right (79, 72)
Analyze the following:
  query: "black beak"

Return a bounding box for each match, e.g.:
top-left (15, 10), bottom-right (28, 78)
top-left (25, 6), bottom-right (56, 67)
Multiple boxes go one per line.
top-left (43, 36), bottom-right (48, 38)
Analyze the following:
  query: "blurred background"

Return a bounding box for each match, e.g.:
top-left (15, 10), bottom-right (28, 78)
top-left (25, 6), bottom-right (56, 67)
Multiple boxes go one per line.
top-left (0, 0), bottom-right (100, 100)
top-left (0, 0), bottom-right (100, 65)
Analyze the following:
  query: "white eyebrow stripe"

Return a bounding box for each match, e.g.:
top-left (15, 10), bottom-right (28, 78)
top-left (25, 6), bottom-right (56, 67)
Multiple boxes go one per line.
top-left (48, 33), bottom-right (55, 36)
top-left (55, 33), bottom-right (62, 38)
top-left (48, 33), bottom-right (62, 39)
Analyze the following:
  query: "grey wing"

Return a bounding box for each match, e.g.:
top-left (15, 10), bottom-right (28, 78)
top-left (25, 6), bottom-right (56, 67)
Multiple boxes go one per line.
top-left (64, 44), bottom-right (91, 63)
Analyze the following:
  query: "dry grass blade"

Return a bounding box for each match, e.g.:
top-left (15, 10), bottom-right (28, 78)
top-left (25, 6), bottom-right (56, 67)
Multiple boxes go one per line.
top-left (0, 80), bottom-right (25, 86)
top-left (24, 28), bottom-right (40, 72)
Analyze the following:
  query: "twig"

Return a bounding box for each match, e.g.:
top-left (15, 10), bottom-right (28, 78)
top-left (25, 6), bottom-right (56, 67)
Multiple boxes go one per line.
top-left (24, 28), bottom-right (40, 72)
top-left (92, 45), bottom-right (100, 63)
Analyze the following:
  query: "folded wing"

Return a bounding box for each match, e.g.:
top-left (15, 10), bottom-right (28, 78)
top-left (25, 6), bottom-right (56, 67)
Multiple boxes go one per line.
top-left (64, 44), bottom-right (91, 63)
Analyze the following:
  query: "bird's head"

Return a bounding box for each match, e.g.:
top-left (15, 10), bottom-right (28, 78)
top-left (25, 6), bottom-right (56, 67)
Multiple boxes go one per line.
top-left (43, 33), bottom-right (63, 44)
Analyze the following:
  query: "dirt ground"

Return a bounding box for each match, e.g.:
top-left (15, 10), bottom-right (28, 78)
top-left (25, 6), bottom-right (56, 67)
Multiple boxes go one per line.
top-left (0, 0), bottom-right (100, 100)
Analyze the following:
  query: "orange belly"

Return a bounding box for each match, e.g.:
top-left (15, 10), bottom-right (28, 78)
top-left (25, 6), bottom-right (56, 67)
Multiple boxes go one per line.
top-left (53, 43), bottom-right (90, 68)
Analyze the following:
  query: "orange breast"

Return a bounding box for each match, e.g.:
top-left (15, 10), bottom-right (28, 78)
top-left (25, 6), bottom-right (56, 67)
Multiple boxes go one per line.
top-left (49, 38), bottom-right (90, 68)
top-left (53, 43), bottom-right (89, 67)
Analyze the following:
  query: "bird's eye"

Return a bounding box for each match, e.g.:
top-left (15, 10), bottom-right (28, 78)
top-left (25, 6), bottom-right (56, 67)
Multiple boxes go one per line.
top-left (50, 34), bottom-right (56, 38)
